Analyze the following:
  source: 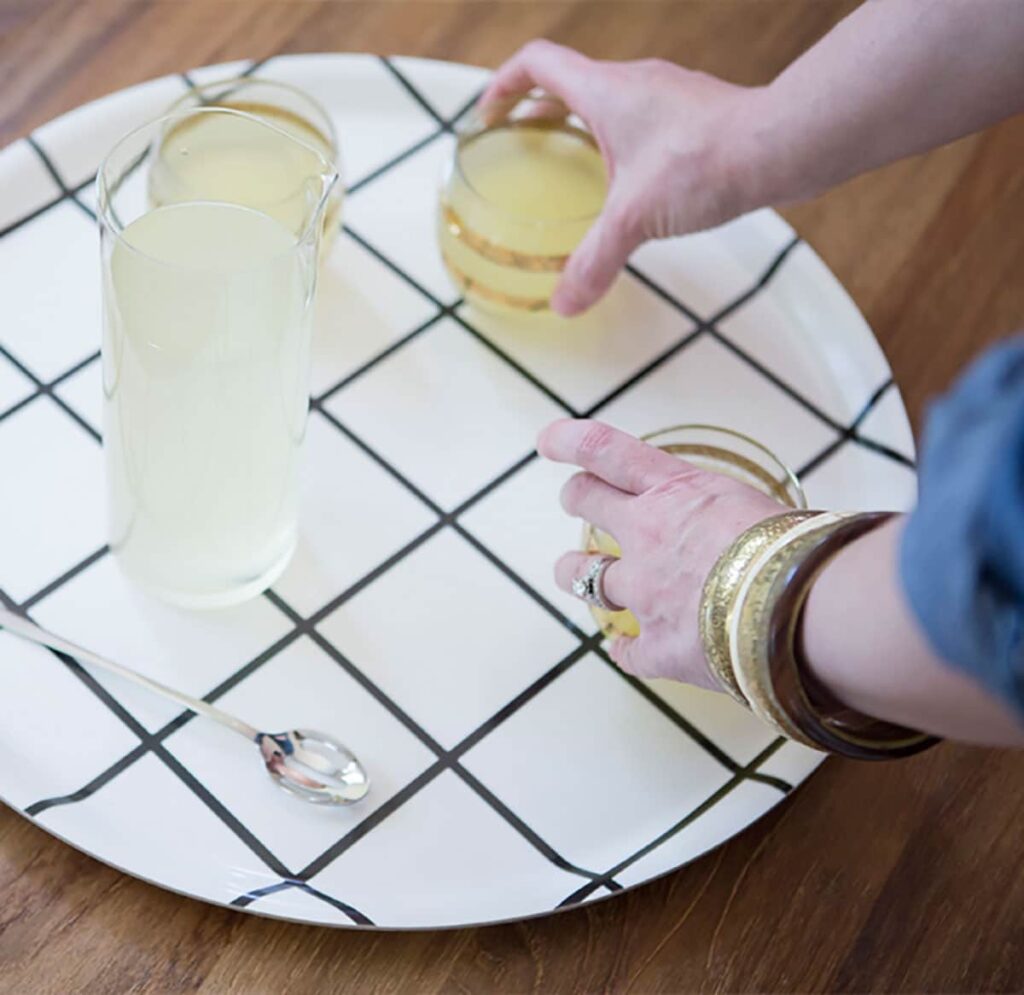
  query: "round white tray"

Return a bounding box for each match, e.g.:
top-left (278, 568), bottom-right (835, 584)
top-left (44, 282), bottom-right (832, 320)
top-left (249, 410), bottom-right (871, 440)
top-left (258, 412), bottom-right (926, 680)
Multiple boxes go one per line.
top-left (0, 53), bottom-right (917, 929)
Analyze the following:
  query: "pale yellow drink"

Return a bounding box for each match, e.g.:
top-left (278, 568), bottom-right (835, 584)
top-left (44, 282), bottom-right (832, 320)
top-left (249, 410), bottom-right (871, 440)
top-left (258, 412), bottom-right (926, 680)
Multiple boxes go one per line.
top-left (103, 201), bottom-right (311, 608)
top-left (148, 102), bottom-right (342, 253)
top-left (438, 121), bottom-right (607, 313)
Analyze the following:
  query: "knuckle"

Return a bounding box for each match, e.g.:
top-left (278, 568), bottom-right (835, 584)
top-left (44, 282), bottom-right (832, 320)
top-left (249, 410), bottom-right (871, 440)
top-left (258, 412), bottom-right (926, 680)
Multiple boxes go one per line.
top-left (685, 487), bottom-right (730, 522)
top-left (633, 507), bottom-right (667, 547)
top-left (575, 422), bottom-right (616, 463)
top-left (636, 483), bottom-right (719, 541)
top-left (523, 38), bottom-right (561, 61)
top-left (637, 57), bottom-right (671, 74)
top-left (664, 463), bottom-right (710, 491)
top-left (630, 582), bottom-right (662, 620)
top-left (647, 468), bottom-right (716, 506)
top-left (628, 58), bottom-right (680, 88)
top-left (630, 475), bottom-right (728, 542)
top-left (559, 472), bottom-right (589, 512)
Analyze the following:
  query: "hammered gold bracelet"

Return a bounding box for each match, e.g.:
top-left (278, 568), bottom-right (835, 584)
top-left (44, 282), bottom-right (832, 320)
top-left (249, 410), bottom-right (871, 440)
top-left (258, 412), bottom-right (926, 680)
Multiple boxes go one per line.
top-left (699, 510), bottom-right (823, 705)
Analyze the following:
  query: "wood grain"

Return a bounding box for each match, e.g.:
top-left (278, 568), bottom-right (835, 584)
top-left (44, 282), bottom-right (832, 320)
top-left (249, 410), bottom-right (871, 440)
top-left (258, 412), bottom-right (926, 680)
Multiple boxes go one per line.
top-left (1, 2), bottom-right (1022, 992)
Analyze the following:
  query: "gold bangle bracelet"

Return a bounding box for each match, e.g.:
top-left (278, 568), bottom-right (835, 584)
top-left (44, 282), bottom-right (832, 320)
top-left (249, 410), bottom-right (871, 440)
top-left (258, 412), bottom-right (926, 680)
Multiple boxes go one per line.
top-left (728, 513), bottom-right (850, 745)
top-left (699, 510), bottom-right (822, 705)
top-left (730, 512), bottom-right (939, 759)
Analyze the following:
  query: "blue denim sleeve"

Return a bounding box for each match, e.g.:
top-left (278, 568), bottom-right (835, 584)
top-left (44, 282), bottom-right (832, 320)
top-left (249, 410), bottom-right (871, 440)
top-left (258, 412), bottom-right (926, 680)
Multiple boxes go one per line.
top-left (900, 336), bottom-right (1024, 715)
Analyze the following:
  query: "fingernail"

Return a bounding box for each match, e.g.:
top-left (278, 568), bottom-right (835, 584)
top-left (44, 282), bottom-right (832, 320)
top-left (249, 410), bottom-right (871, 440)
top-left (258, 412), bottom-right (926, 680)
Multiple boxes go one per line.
top-left (550, 285), bottom-right (583, 316)
top-left (535, 420), bottom-right (557, 453)
top-left (476, 101), bottom-right (497, 127)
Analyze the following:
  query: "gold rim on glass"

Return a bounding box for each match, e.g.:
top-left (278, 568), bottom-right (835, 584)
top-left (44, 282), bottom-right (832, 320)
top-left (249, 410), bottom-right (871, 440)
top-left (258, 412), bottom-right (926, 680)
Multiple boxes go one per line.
top-left (579, 424), bottom-right (808, 641)
top-left (169, 74), bottom-right (340, 169)
top-left (640, 424), bottom-right (808, 509)
top-left (452, 107), bottom-right (603, 229)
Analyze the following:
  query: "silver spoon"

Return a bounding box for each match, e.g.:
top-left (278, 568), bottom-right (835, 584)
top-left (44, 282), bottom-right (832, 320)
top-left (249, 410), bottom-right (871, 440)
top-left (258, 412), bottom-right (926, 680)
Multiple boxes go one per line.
top-left (0, 607), bottom-right (370, 806)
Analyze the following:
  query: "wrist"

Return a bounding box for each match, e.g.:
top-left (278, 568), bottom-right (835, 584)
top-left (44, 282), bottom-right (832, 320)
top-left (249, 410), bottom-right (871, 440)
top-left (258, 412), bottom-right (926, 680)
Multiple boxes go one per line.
top-left (801, 517), bottom-right (1024, 744)
top-left (723, 81), bottom-right (826, 212)
top-left (801, 518), bottom-right (909, 718)
top-left (710, 85), bottom-right (773, 218)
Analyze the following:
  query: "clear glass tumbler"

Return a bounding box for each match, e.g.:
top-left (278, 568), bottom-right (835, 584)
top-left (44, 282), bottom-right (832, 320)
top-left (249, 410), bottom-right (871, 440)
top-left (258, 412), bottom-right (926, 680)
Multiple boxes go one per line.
top-left (98, 108), bottom-right (338, 608)
top-left (582, 425), bottom-right (808, 639)
top-left (157, 77), bottom-right (343, 256)
top-left (437, 94), bottom-right (607, 314)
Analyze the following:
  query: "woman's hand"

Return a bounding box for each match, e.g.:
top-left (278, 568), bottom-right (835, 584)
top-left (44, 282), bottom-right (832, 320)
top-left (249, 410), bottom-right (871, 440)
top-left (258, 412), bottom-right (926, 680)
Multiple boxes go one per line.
top-left (541, 419), bottom-right (782, 687)
top-left (479, 41), bottom-right (760, 316)
top-left (482, 7), bottom-right (1024, 319)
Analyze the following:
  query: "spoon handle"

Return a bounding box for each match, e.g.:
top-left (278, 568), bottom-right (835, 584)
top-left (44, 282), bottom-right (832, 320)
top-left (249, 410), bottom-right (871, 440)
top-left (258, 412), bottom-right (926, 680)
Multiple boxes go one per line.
top-left (0, 607), bottom-right (259, 742)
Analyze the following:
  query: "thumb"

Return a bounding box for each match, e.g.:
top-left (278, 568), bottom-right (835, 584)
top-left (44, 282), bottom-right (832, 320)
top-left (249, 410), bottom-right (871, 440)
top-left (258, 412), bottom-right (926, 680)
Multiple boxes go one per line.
top-left (551, 191), bottom-right (643, 316)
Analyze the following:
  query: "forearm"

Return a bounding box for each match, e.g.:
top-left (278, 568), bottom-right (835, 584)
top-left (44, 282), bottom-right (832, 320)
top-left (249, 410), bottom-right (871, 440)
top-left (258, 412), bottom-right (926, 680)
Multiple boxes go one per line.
top-left (802, 517), bottom-right (1024, 746)
top-left (732, 0), bottom-right (1024, 206)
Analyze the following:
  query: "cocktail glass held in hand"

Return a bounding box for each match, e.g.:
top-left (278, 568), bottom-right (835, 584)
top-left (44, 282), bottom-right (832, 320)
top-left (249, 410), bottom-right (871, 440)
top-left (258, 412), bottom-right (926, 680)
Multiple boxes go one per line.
top-left (582, 425), bottom-right (809, 639)
top-left (437, 93), bottom-right (607, 315)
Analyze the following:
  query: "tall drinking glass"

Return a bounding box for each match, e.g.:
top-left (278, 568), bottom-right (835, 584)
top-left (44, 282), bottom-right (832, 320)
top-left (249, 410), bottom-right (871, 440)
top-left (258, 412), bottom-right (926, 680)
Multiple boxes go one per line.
top-left (98, 108), bottom-right (338, 608)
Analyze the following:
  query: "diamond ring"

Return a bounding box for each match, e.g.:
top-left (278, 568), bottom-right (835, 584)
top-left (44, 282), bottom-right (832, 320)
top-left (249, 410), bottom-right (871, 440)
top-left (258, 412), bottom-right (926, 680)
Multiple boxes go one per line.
top-left (571, 555), bottom-right (623, 612)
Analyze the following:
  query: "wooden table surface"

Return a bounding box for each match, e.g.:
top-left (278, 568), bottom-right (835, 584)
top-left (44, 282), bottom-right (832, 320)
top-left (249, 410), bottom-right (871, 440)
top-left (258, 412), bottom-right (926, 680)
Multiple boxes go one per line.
top-left (1, 2), bottom-right (1022, 992)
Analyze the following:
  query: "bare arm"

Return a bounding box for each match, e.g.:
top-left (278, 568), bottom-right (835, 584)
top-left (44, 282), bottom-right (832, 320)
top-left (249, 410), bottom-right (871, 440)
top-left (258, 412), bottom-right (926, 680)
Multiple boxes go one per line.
top-left (741, 0), bottom-right (1024, 206)
top-left (543, 419), bottom-right (1024, 748)
top-left (802, 518), bottom-right (1023, 746)
top-left (483, 1), bottom-right (1024, 313)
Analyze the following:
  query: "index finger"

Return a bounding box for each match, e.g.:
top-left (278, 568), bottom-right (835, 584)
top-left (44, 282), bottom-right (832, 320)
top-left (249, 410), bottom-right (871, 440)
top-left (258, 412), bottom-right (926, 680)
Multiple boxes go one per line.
top-left (479, 40), bottom-right (597, 124)
top-left (538, 419), bottom-right (688, 495)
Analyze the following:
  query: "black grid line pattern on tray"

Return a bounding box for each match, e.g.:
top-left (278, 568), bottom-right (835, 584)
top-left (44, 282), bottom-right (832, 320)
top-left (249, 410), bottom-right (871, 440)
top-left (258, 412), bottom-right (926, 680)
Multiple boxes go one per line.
top-left (0, 54), bottom-right (915, 926)
top-left (1, 57), bottom-right (619, 920)
top-left (179, 54), bottom-right (269, 93)
top-left (556, 735), bottom-right (788, 907)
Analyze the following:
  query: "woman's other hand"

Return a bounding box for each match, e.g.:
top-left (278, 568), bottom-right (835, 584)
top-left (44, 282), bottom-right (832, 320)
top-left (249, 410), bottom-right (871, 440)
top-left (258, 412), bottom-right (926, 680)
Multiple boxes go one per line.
top-left (541, 419), bottom-right (781, 687)
top-left (479, 41), bottom-right (759, 317)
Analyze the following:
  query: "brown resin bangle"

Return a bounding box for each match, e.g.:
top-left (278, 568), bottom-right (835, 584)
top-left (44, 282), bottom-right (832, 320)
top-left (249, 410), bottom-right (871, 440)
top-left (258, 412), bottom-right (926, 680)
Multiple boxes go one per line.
top-left (729, 514), bottom-right (849, 746)
top-left (769, 513), bottom-right (939, 759)
top-left (732, 512), bottom-right (939, 759)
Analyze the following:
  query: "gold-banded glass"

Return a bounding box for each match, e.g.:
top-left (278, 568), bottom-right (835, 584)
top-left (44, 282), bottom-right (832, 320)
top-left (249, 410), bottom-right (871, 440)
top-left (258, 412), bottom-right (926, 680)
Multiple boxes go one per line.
top-left (438, 99), bottom-right (607, 314)
top-left (582, 425), bottom-right (808, 640)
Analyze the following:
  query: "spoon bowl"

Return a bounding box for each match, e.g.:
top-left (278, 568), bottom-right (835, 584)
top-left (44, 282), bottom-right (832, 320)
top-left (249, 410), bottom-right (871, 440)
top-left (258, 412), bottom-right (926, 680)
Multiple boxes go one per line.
top-left (258, 729), bottom-right (370, 805)
top-left (0, 607), bottom-right (370, 808)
